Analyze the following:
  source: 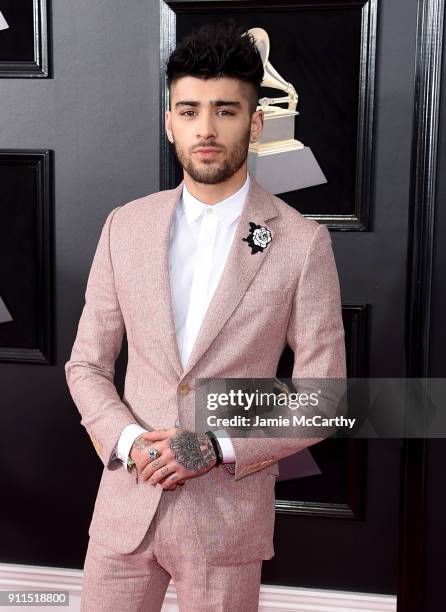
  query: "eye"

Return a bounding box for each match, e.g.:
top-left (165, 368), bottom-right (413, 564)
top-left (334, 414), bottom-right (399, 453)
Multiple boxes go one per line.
top-left (181, 110), bottom-right (197, 117)
top-left (217, 110), bottom-right (234, 116)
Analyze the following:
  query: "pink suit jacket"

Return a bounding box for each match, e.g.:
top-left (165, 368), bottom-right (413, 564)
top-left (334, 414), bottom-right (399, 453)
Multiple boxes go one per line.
top-left (65, 176), bottom-right (346, 564)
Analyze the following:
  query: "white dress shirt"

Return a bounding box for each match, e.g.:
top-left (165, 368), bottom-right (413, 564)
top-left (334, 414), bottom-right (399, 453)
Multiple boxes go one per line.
top-left (112, 172), bottom-right (251, 467)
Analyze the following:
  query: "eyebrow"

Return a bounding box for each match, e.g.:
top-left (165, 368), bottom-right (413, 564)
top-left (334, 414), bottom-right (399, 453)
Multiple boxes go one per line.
top-left (174, 100), bottom-right (242, 109)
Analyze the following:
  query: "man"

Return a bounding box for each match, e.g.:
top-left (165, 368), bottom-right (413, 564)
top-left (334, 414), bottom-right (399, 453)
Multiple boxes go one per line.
top-left (65, 21), bottom-right (346, 612)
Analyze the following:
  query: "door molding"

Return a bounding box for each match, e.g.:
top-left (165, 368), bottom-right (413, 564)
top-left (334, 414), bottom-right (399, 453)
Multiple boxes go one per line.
top-left (399, 1), bottom-right (445, 611)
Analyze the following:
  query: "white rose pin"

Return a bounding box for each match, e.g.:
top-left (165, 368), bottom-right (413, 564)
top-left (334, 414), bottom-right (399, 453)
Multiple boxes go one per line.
top-left (242, 222), bottom-right (272, 254)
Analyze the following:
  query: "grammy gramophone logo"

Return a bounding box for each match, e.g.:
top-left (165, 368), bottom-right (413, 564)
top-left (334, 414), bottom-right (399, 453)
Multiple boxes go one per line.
top-left (246, 27), bottom-right (327, 195)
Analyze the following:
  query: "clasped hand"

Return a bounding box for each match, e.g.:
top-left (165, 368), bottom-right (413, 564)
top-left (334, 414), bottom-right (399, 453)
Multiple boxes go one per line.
top-left (129, 428), bottom-right (217, 490)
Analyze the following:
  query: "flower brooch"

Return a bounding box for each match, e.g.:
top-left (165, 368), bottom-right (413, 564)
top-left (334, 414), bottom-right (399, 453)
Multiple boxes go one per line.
top-left (242, 222), bottom-right (272, 254)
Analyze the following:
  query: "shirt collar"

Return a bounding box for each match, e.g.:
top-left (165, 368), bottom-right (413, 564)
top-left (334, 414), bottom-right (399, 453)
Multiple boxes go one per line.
top-left (180, 173), bottom-right (250, 227)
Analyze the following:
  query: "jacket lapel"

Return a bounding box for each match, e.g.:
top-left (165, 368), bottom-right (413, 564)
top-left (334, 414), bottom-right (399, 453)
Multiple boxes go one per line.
top-left (152, 176), bottom-right (279, 381)
top-left (152, 181), bottom-right (185, 379)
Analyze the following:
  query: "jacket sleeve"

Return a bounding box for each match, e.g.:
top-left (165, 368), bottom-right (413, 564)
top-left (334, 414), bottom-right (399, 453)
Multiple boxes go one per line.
top-left (227, 222), bottom-right (347, 480)
top-left (65, 207), bottom-right (138, 468)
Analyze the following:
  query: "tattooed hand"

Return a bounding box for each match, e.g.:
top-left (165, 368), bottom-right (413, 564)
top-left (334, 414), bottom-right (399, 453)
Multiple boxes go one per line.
top-left (130, 428), bottom-right (217, 490)
top-left (128, 431), bottom-right (186, 488)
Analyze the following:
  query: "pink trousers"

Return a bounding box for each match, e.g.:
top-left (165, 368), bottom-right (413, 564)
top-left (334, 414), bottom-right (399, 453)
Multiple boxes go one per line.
top-left (81, 483), bottom-right (263, 611)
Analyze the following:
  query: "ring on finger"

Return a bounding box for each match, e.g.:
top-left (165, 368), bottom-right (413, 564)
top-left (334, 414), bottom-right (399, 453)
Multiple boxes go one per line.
top-left (148, 448), bottom-right (160, 460)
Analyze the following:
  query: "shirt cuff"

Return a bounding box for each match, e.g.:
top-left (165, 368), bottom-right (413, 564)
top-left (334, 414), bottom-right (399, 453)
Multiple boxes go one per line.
top-left (114, 423), bottom-right (149, 466)
top-left (213, 429), bottom-right (236, 463)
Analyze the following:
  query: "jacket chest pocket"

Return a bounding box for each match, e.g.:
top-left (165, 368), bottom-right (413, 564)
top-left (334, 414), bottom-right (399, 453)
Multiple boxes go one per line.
top-left (242, 288), bottom-right (291, 307)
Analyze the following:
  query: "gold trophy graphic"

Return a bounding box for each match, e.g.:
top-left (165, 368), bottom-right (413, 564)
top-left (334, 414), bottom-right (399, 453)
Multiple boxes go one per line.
top-left (247, 27), bottom-right (327, 194)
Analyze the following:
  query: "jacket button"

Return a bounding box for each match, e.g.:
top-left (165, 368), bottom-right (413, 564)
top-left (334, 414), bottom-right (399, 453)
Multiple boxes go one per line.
top-left (178, 383), bottom-right (190, 395)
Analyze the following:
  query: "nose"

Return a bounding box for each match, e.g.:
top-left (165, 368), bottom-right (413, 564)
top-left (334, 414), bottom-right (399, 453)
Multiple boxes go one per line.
top-left (196, 111), bottom-right (216, 142)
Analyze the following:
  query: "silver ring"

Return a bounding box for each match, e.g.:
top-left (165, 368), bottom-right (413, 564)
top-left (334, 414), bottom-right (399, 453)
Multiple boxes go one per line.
top-left (148, 448), bottom-right (160, 460)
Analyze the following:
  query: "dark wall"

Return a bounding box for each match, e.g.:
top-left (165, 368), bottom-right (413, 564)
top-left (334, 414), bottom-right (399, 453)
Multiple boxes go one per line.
top-left (423, 7), bottom-right (446, 609)
top-left (0, 0), bottom-right (161, 568)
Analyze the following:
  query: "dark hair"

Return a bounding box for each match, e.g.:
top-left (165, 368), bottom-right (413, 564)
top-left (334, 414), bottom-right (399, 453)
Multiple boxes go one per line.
top-left (165, 20), bottom-right (264, 115)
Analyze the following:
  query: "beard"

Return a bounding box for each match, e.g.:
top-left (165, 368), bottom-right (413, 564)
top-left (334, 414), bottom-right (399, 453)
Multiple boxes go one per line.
top-left (171, 126), bottom-right (251, 185)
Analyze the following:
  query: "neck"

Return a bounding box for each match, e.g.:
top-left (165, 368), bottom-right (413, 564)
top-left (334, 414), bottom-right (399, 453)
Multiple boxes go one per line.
top-left (183, 164), bottom-right (248, 205)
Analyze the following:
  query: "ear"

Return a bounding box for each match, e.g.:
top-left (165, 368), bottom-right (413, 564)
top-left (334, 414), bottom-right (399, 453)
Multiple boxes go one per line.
top-left (250, 109), bottom-right (264, 143)
top-left (165, 109), bottom-right (174, 143)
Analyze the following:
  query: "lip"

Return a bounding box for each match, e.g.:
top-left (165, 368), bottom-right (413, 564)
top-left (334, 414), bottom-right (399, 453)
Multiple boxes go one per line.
top-left (195, 148), bottom-right (221, 154)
